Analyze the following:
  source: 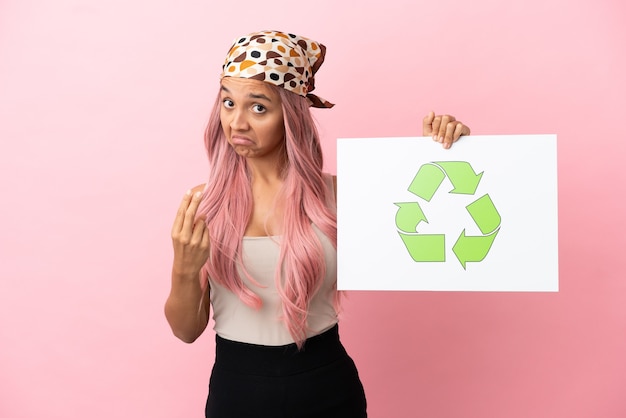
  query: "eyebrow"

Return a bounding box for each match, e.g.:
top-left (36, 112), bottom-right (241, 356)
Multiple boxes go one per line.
top-left (220, 85), bottom-right (273, 102)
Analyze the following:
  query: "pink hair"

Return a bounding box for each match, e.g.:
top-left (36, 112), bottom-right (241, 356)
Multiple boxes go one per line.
top-left (196, 84), bottom-right (337, 347)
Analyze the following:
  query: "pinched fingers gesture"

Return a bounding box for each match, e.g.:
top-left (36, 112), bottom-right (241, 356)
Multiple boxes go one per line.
top-left (171, 190), bottom-right (210, 278)
top-left (423, 111), bottom-right (471, 149)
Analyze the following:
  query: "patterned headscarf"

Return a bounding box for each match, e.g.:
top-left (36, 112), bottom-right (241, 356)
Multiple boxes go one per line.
top-left (220, 30), bottom-right (334, 108)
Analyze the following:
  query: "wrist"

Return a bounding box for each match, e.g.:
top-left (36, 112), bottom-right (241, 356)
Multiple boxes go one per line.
top-left (171, 266), bottom-right (201, 283)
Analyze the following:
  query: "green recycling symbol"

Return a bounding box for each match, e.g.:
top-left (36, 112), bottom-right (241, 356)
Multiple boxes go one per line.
top-left (394, 161), bottom-right (501, 269)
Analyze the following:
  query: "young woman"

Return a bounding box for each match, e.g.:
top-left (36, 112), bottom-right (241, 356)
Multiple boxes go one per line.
top-left (164, 30), bottom-right (470, 418)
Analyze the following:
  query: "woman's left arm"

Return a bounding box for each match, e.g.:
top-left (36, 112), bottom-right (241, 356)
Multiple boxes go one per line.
top-left (423, 111), bottom-right (471, 149)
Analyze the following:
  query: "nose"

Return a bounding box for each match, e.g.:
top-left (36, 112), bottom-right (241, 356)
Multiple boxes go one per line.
top-left (229, 108), bottom-right (249, 131)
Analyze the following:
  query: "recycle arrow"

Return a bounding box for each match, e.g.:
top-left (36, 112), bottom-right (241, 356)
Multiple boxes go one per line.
top-left (452, 193), bottom-right (501, 269)
top-left (408, 161), bottom-right (483, 201)
top-left (435, 161), bottom-right (483, 195)
top-left (466, 194), bottom-right (501, 235)
top-left (394, 202), bottom-right (427, 233)
top-left (453, 228), bottom-right (499, 269)
top-left (395, 161), bottom-right (501, 269)
top-left (408, 164), bottom-right (445, 201)
top-left (398, 232), bottom-right (446, 262)
top-left (395, 202), bottom-right (445, 262)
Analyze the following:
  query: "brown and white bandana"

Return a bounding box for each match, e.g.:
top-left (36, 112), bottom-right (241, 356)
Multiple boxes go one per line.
top-left (220, 30), bottom-right (334, 108)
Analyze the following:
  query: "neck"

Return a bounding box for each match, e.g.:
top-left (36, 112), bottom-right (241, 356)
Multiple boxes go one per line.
top-left (244, 154), bottom-right (287, 237)
top-left (245, 152), bottom-right (287, 184)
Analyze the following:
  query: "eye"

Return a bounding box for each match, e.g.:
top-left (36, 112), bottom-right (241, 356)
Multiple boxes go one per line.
top-left (222, 99), bottom-right (234, 109)
top-left (252, 104), bottom-right (266, 114)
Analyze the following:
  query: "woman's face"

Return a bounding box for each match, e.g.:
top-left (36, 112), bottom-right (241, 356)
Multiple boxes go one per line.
top-left (219, 77), bottom-right (285, 160)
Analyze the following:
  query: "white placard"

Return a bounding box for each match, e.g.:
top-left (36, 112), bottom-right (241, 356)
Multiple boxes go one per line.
top-left (336, 135), bottom-right (558, 291)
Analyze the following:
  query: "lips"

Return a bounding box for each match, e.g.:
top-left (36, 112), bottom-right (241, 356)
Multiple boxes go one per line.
top-left (231, 135), bottom-right (254, 146)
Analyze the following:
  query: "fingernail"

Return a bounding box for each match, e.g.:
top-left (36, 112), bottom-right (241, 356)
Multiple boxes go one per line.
top-left (194, 191), bottom-right (202, 199)
top-left (439, 136), bottom-right (444, 143)
top-left (186, 189), bottom-right (192, 196)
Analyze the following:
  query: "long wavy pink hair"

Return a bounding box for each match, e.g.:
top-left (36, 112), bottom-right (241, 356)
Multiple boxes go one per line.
top-left (196, 83), bottom-right (337, 347)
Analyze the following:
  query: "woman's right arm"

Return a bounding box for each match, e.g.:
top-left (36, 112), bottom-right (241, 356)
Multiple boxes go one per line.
top-left (164, 186), bottom-right (211, 343)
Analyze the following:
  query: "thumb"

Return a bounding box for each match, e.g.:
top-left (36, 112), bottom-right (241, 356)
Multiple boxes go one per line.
top-left (422, 111), bottom-right (435, 136)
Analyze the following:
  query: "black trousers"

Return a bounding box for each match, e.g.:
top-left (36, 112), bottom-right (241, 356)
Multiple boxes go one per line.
top-left (205, 325), bottom-right (367, 418)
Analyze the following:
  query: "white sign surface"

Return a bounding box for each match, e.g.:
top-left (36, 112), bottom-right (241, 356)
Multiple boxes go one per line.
top-left (336, 135), bottom-right (558, 292)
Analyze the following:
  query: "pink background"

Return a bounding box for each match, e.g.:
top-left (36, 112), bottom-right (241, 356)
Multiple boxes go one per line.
top-left (1, 0), bottom-right (625, 417)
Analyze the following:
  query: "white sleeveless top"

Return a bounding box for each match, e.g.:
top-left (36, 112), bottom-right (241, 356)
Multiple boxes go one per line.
top-left (209, 176), bottom-right (338, 346)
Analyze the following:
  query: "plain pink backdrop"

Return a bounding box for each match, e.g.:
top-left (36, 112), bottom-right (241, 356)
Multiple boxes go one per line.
top-left (1, 1), bottom-right (625, 417)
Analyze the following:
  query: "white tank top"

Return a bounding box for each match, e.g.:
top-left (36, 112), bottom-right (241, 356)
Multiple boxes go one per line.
top-left (209, 177), bottom-right (338, 346)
